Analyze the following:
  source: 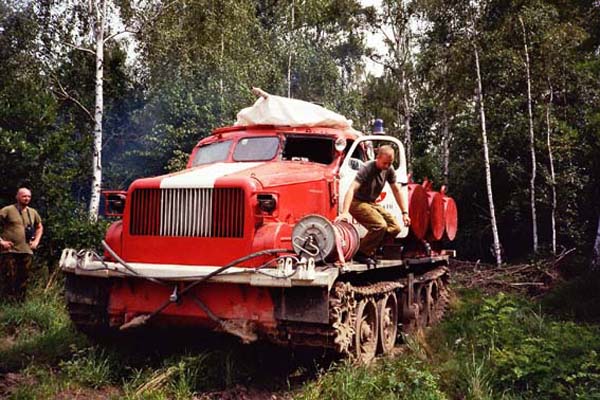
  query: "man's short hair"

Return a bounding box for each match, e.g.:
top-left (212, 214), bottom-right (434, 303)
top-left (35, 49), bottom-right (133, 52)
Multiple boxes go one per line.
top-left (377, 145), bottom-right (395, 159)
top-left (16, 187), bottom-right (32, 197)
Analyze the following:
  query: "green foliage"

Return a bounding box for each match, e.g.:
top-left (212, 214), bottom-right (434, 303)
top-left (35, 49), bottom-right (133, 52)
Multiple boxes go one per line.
top-left (298, 357), bottom-right (447, 400)
top-left (39, 206), bottom-right (109, 266)
top-left (433, 291), bottom-right (600, 399)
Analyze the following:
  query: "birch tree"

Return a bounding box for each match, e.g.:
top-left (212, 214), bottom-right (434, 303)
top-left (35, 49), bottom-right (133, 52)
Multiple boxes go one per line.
top-left (545, 79), bottom-right (557, 255)
top-left (41, 0), bottom-right (172, 220)
top-left (287, 0), bottom-right (296, 98)
top-left (472, 30), bottom-right (502, 266)
top-left (88, 0), bottom-right (107, 221)
top-left (593, 216), bottom-right (600, 270)
top-left (519, 16), bottom-right (538, 254)
top-left (441, 105), bottom-right (452, 184)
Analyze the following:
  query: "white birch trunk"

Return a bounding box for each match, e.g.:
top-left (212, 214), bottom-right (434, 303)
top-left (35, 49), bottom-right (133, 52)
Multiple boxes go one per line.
top-left (593, 215), bottom-right (600, 270)
top-left (546, 79), bottom-right (557, 255)
top-left (474, 45), bottom-right (503, 266)
top-left (520, 17), bottom-right (538, 254)
top-left (88, 0), bottom-right (106, 221)
top-left (402, 69), bottom-right (412, 164)
top-left (287, 0), bottom-right (295, 98)
top-left (219, 31), bottom-right (224, 114)
top-left (442, 105), bottom-right (450, 185)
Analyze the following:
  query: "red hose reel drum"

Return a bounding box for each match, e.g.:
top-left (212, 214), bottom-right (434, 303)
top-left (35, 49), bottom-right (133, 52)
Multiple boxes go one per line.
top-left (426, 190), bottom-right (446, 241)
top-left (291, 214), bottom-right (359, 262)
top-left (441, 187), bottom-right (458, 241)
top-left (407, 184), bottom-right (429, 240)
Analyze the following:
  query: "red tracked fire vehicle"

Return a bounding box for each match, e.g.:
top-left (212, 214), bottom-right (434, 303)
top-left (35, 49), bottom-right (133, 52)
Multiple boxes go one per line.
top-left (60, 93), bottom-right (458, 362)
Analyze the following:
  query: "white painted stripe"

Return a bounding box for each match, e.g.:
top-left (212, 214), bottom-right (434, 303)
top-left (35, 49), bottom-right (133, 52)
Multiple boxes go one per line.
top-left (160, 162), bottom-right (264, 189)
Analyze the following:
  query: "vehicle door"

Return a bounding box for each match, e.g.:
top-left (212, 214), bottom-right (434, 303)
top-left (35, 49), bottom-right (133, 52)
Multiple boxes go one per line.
top-left (338, 136), bottom-right (409, 238)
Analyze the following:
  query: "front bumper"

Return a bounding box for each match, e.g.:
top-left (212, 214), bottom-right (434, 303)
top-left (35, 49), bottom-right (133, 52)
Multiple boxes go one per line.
top-left (59, 248), bottom-right (339, 289)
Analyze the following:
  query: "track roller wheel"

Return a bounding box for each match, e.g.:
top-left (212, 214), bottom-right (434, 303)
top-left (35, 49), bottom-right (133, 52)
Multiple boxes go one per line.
top-left (353, 298), bottom-right (378, 363)
top-left (377, 292), bottom-right (398, 355)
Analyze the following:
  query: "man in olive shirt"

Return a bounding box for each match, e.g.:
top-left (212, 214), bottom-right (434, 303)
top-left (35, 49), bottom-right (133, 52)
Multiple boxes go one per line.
top-left (337, 146), bottom-right (410, 267)
top-left (0, 188), bottom-right (43, 300)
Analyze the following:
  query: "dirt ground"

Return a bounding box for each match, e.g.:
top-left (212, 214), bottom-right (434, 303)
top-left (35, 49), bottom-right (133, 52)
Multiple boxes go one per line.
top-left (0, 371), bottom-right (294, 399)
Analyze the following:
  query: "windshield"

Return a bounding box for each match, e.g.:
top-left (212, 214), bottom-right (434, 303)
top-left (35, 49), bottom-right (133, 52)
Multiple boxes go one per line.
top-left (233, 137), bottom-right (280, 161)
top-left (192, 140), bottom-right (232, 166)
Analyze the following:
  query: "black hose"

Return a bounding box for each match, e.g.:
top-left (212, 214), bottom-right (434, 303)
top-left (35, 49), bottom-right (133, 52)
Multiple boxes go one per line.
top-left (102, 240), bottom-right (166, 285)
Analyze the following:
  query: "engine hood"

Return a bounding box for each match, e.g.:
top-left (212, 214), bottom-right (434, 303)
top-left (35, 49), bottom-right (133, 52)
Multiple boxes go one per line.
top-left (136, 161), bottom-right (332, 191)
top-left (231, 162), bottom-right (331, 188)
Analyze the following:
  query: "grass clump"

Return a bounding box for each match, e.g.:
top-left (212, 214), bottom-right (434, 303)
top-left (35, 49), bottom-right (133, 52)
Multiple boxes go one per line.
top-left (298, 356), bottom-right (447, 400)
top-left (59, 345), bottom-right (122, 388)
top-left (121, 351), bottom-right (246, 399)
top-left (0, 283), bottom-right (85, 371)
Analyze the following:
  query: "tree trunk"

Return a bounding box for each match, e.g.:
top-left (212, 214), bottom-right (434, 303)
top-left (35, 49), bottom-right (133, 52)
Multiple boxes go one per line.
top-left (442, 105), bottom-right (450, 185)
top-left (474, 45), bottom-right (503, 267)
top-left (402, 69), bottom-right (412, 164)
top-left (520, 16), bottom-right (538, 254)
top-left (287, 0), bottom-right (295, 98)
top-left (219, 31), bottom-right (224, 118)
top-left (546, 78), bottom-right (557, 255)
top-left (89, 0), bottom-right (106, 221)
top-left (592, 215), bottom-right (600, 270)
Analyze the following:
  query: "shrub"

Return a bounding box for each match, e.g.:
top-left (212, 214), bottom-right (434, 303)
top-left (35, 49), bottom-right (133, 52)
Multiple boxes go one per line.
top-left (436, 291), bottom-right (600, 399)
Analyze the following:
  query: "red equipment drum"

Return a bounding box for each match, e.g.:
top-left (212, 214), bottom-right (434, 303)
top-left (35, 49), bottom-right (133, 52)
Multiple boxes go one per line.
top-left (407, 183), bottom-right (429, 240)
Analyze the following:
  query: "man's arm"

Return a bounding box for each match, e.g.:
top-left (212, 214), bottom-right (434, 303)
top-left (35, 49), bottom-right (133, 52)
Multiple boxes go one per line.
top-left (391, 183), bottom-right (411, 226)
top-left (336, 180), bottom-right (361, 222)
top-left (0, 237), bottom-right (14, 250)
top-left (29, 222), bottom-right (43, 250)
top-left (0, 209), bottom-right (13, 250)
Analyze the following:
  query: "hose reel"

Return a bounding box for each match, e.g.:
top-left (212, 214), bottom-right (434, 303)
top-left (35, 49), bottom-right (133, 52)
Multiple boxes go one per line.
top-left (291, 214), bottom-right (360, 263)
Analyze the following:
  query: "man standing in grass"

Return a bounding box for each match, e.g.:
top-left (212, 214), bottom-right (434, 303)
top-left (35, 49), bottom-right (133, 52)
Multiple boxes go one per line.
top-left (0, 188), bottom-right (43, 301)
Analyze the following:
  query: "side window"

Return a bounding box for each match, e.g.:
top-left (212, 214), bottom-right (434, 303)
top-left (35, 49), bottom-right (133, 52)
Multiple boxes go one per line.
top-left (345, 140), bottom-right (367, 161)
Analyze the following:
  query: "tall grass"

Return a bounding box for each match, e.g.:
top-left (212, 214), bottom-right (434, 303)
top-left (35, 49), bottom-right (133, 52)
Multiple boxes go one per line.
top-left (0, 278), bottom-right (85, 371)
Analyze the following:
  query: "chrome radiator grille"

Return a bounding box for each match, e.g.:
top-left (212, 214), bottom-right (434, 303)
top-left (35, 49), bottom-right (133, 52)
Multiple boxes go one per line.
top-left (129, 188), bottom-right (245, 238)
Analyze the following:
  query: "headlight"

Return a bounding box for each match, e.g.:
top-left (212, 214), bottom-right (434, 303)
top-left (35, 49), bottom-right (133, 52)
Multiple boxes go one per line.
top-left (257, 193), bottom-right (277, 214)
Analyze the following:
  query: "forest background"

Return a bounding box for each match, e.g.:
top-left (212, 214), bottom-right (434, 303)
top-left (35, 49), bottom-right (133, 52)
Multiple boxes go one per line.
top-left (1, 1), bottom-right (600, 399)
top-left (1, 0), bottom-right (599, 269)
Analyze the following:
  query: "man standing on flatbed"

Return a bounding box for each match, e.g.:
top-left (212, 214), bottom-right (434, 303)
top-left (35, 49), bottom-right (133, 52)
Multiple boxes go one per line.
top-left (337, 145), bottom-right (410, 268)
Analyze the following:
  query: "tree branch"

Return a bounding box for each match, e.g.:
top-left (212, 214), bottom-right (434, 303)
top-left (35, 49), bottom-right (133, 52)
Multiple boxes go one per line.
top-left (103, 28), bottom-right (138, 43)
top-left (61, 40), bottom-right (95, 55)
top-left (104, 0), bottom-right (179, 44)
top-left (51, 77), bottom-right (94, 122)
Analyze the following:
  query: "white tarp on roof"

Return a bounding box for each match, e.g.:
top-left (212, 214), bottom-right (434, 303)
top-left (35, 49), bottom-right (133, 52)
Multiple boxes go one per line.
top-left (235, 90), bottom-right (358, 132)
